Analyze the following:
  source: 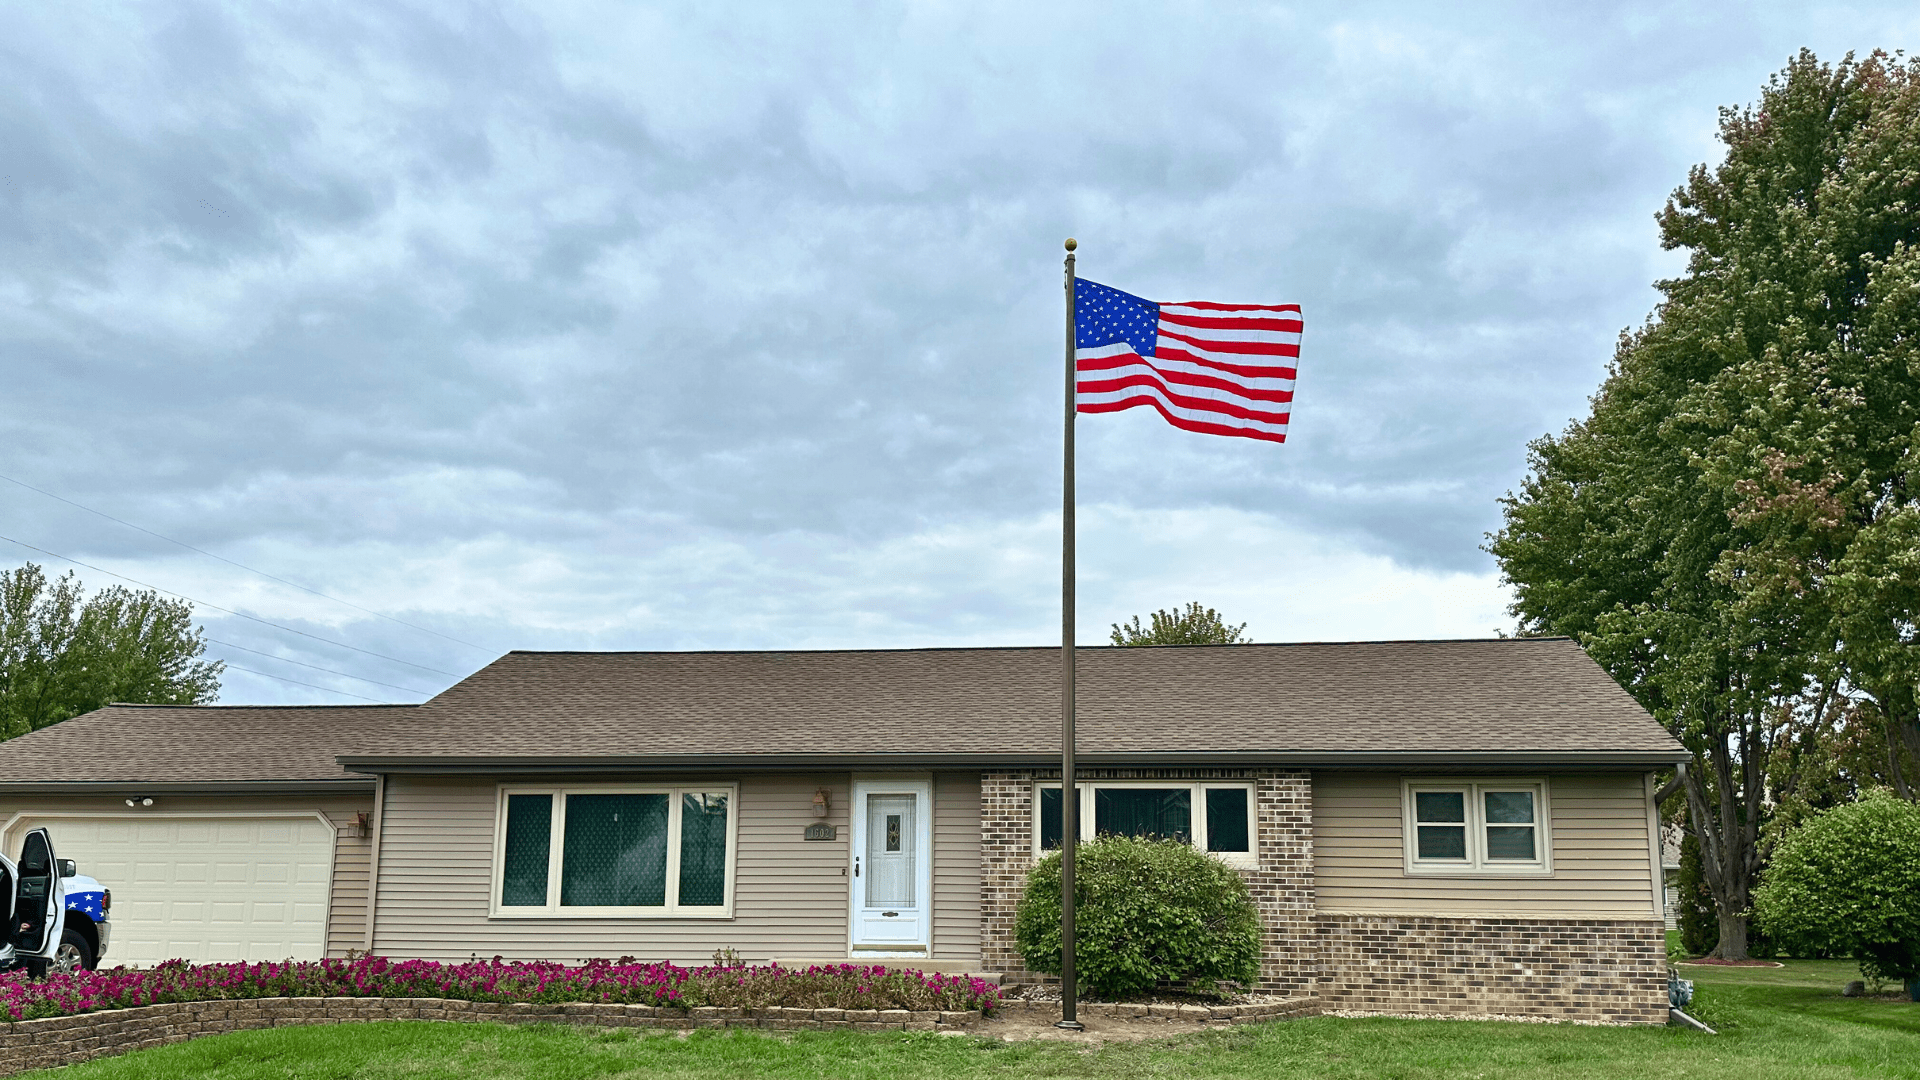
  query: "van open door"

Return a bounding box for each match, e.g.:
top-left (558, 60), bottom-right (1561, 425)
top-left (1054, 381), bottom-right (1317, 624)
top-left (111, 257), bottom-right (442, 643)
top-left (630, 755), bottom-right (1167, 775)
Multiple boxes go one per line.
top-left (12, 828), bottom-right (64, 967)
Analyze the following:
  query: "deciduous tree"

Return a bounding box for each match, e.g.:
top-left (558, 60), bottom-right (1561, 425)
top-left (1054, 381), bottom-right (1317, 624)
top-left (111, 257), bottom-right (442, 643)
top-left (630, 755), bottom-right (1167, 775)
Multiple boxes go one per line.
top-left (0, 562), bottom-right (221, 740)
top-left (1491, 50), bottom-right (1920, 958)
top-left (1109, 603), bottom-right (1250, 646)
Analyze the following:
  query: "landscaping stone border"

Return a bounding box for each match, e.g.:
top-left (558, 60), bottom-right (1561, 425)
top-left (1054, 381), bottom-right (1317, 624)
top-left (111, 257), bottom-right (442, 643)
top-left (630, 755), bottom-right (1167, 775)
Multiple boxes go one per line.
top-left (0, 997), bottom-right (984, 1076)
top-left (993, 995), bottom-right (1322, 1025)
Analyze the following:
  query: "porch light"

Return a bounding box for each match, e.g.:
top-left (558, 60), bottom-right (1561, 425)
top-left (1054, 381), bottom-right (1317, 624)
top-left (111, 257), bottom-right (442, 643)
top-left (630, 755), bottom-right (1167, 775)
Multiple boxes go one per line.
top-left (812, 789), bottom-right (831, 818)
top-left (123, 797), bottom-right (153, 808)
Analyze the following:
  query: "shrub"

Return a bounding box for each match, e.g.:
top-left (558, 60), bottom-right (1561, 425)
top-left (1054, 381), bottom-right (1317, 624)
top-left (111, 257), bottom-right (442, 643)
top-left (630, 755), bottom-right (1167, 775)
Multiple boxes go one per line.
top-left (0, 956), bottom-right (999, 1023)
top-left (1753, 790), bottom-right (1920, 982)
top-left (1013, 835), bottom-right (1261, 999)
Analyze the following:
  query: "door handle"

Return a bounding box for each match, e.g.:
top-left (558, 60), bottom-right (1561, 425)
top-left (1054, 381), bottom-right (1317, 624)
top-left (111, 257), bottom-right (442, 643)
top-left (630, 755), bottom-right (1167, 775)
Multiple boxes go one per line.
top-left (853, 856), bottom-right (860, 877)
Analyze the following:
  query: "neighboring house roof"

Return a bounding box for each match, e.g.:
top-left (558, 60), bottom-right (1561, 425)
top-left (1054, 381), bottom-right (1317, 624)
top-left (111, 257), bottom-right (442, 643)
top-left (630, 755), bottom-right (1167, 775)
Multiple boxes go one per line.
top-left (0, 704), bottom-right (413, 793)
top-left (339, 637), bottom-right (1685, 771)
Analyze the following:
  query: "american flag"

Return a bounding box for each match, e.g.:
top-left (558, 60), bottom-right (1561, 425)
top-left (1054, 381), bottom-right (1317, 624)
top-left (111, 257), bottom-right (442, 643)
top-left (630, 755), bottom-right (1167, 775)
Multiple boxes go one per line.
top-left (1073, 278), bottom-right (1300, 443)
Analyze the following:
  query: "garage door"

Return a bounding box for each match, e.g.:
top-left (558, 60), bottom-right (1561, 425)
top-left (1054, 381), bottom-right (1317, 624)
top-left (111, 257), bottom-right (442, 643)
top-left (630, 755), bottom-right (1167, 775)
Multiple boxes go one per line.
top-left (9, 815), bottom-right (334, 966)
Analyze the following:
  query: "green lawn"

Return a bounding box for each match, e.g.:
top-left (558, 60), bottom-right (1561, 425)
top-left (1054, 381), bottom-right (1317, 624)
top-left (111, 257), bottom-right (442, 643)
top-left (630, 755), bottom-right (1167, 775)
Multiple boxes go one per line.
top-left (38, 959), bottom-right (1920, 1079)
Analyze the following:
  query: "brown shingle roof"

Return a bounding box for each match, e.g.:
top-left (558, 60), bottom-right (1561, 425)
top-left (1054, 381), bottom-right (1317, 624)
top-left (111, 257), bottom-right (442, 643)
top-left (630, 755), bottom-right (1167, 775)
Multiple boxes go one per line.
top-left (345, 637), bottom-right (1681, 767)
top-left (0, 703), bottom-right (411, 788)
top-left (0, 639), bottom-right (1684, 785)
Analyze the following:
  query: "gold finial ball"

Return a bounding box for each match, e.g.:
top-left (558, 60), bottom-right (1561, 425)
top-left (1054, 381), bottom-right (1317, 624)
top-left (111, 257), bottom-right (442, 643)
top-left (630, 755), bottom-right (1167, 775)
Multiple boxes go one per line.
top-left (1064, 238), bottom-right (1077, 252)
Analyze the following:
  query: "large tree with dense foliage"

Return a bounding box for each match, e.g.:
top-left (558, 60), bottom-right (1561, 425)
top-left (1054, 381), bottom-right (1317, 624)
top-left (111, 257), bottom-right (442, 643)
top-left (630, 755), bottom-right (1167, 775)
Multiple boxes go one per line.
top-left (1490, 50), bottom-right (1920, 958)
top-left (0, 562), bottom-right (222, 740)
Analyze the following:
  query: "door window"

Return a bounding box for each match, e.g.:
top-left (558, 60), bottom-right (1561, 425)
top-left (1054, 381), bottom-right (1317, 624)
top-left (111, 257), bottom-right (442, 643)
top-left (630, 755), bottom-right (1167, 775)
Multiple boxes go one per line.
top-left (864, 794), bottom-right (916, 908)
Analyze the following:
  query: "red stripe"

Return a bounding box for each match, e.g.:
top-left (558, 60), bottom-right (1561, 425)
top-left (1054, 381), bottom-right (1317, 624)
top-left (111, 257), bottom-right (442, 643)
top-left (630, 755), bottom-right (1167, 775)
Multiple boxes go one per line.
top-left (1077, 376), bottom-right (1292, 425)
top-left (1077, 366), bottom-right (1295, 405)
top-left (1077, 350), bottom-right (1298, 384)
top-left (1159, 311), bottom-right (1304, 334)
top-left (1156, 325), bottom-right (1300, 358)
top-left (1165, 301), bottom-right (1302, 314)
top-left (1077, 395), bottom-right (1288, 443)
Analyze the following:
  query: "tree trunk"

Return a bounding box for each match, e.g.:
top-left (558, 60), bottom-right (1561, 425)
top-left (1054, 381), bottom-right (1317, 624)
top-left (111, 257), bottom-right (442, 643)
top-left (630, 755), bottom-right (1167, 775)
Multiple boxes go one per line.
top-left (1713, 911), bottom-right (1750, 961)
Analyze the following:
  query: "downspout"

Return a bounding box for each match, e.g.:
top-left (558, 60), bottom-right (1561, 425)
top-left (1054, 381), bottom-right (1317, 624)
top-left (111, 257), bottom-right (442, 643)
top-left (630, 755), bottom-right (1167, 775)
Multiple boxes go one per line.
top-left (363, 773), bottom-right (386, 954)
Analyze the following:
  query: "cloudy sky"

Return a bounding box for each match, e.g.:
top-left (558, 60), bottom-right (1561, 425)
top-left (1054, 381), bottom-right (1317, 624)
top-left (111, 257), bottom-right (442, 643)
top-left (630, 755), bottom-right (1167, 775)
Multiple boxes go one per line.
top-left (3, 2), bottom-right (1915, 704)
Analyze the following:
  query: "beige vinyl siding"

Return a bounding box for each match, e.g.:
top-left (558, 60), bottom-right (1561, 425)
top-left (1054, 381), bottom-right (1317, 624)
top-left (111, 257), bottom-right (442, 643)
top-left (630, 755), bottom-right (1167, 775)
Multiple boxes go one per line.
top-left (0, 791), bottom-right (374, 959)
top-left (374, 773), bottom-right (886, 964)
top-left (931, 773), bottom-right (981, 961)
top-left (1313, 772), bottom-right (1658, 918)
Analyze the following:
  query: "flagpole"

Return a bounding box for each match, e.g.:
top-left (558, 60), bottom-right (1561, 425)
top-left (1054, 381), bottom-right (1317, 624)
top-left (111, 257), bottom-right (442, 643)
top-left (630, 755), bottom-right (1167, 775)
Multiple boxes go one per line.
top-left (1057, 237), bottom-right (1083, 1031)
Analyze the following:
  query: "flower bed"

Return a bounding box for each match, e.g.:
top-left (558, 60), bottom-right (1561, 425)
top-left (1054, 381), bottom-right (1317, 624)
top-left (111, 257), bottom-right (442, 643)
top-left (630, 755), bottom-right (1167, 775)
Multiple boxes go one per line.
top-left (1, 956), bottom-right (998, 1023)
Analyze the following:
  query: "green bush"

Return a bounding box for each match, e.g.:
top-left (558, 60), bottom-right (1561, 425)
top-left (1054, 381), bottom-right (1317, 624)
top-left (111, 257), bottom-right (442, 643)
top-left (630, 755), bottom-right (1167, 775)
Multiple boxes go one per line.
top-left (1753, 790), bottom-right (1920, 982)
top-left (1013, 835), bottom-right (1261, 999)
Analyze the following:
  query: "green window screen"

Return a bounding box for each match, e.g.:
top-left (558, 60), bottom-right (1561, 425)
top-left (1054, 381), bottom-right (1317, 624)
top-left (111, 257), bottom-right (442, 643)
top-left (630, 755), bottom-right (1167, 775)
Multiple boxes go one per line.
top-left (1095, 788), bottom-right (1190, 842)
top-left (678, 792), bottom-right (730, 907)
top-left (1040, 787), bottom-right (1063, 850)
top-left (1205, 788), bottom-right (1250, 852)
top-left (501, 794), bottom-right (552, 906)
top-left (1414, 790), bottom-right (1467, 860)
top-left (562, 793), bottom-right (669, 907)
top-left (1483, 791), bottom-right (1537, 860)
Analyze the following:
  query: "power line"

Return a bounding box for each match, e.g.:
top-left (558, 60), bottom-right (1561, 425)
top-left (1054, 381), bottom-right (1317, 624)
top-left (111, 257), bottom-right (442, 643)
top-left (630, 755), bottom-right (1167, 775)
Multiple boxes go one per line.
top-left (0, 533), bottom-right (464, 678)
top-left (0, 471), bottom-right (493, 653)
top-left (207, 638), bottom-right (434, 697)
top-left (219, 662), bottom-right (388, 703)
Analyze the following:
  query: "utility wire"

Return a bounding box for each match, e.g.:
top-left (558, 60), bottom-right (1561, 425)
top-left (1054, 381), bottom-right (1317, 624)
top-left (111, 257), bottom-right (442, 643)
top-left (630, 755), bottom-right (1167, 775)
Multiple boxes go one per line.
top-left (207, 638), bottom-right (434, 697)
top-left (0, 533), bottom-right (463, 678)
top-left (219, 662), bottom-right (388, 703)
top-left (0, 471), bottom-right (493, 653)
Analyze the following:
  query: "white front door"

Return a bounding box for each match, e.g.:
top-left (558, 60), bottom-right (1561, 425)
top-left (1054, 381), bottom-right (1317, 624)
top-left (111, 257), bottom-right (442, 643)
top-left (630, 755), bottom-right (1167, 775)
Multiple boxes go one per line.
top-left (848, 779), bottom-right (932, 955)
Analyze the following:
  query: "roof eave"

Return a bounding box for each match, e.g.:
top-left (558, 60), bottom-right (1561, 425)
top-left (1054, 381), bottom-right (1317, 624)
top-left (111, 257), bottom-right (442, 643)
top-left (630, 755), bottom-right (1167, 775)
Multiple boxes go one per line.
top-left (0, 779), bottom-right (377, 796)
top-left (337, 749), bottom-right (1688, 773)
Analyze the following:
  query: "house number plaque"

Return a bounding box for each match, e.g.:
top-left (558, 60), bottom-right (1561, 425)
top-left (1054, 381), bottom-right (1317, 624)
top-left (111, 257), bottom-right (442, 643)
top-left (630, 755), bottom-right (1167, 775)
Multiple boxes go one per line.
top-left (803, 823), bottom-right (837, 841)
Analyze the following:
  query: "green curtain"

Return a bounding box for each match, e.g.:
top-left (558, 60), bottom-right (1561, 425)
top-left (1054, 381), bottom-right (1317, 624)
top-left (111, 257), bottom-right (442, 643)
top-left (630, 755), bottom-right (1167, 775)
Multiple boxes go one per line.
top-left (561, 793), bottom-right (668, 906)
top-left (677, 792), bottom-right (730, 906)
top-left (500, 794), bottom-right (552, 906)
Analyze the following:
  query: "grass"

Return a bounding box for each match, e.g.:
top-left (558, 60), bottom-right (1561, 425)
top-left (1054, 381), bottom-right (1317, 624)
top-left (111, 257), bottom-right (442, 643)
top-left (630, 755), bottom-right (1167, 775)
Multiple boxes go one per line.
top-left (37, 959), bottom-right (1920, 1079)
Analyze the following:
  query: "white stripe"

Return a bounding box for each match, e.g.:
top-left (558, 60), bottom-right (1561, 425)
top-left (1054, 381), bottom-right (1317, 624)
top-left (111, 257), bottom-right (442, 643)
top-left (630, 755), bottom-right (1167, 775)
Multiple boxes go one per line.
top-left (1159, 324), bottom-right (1302, 346)
top-left (1076, 384), bottom-right (1291, 435)
top-left (1079, 355), bottom-right (1296, 395)
top-left (1153, 337), bottom-right (1298, 370)
top-left (1074, 342), bottom-right (1140, 361)
top-left (1160, 304), bottom-right (1302, 322)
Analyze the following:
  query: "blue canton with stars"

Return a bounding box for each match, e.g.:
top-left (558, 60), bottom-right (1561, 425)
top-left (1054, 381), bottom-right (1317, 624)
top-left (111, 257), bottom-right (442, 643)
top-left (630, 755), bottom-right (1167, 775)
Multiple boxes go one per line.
top-left (66, 890), bottom-right (107, 922)
top-left (1074, 278), bottom-right (1159, 357)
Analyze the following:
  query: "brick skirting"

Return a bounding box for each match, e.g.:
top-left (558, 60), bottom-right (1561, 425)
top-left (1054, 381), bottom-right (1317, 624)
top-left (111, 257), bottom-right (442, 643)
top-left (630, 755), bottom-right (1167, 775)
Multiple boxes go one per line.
top-left (0, 997), bottom-right (984, 1076)
top-left (1316, 913), bottom-right (1669, 1024)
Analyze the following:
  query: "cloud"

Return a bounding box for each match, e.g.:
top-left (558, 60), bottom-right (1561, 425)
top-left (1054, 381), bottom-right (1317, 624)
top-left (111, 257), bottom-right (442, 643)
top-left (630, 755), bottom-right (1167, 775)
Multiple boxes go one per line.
top-left (2, 0), bottom-right (1915, 701)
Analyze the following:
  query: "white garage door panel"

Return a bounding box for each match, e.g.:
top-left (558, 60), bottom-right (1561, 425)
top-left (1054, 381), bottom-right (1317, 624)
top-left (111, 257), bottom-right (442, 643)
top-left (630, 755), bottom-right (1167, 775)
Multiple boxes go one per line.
top-left (11, 816), bottom-right (334, 966)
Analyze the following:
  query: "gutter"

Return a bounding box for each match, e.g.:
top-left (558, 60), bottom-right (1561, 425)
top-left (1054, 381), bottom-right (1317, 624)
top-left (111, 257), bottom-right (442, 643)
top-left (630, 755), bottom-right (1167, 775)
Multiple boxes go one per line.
top-left (0, 780), bottom-right (377, 796)
top-left (336, 749), bottom-right (1691, 774)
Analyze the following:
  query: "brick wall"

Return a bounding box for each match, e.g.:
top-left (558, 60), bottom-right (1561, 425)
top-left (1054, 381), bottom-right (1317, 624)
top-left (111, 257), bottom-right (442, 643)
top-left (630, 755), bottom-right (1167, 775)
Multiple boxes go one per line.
top-left (979, 768), bottom-right (1314, 992)
top-left (0, 997), bottom-right (984, 1076)
top-left (1316, 913), bottom-right (1669, 1024)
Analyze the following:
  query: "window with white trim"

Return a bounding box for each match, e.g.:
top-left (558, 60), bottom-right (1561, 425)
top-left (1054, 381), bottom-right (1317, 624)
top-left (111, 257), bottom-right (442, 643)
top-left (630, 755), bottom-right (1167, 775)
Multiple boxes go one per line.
top-left (1402, 780), bottom-right (1550, 874)
top-left (492, 784), bottom-right (738, 917)
top-left (1033, 781), bottom-right (1256, 869)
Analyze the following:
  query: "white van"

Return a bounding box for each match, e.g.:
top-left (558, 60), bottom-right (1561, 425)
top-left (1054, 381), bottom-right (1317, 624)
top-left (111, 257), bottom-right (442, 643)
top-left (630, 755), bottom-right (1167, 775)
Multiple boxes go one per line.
top-left (2, 827), bottom-right (112, 975)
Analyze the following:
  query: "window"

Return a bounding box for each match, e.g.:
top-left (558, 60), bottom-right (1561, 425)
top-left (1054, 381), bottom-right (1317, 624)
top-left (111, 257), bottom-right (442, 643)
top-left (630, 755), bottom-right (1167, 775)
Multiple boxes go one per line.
top-left (1402, 780), bottom-right (1550, 874)
top-left (492, 785), bottom-right (738, 916)
top-left (1035, 781), bottom-right (1256, 869)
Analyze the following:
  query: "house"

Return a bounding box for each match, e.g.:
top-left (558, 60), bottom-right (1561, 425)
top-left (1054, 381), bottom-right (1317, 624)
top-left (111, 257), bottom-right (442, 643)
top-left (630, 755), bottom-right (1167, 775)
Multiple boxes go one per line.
top-left (0, 637), bottom-right (1686, 1023)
